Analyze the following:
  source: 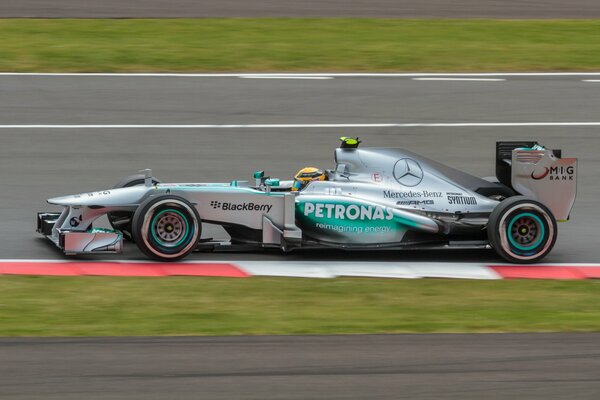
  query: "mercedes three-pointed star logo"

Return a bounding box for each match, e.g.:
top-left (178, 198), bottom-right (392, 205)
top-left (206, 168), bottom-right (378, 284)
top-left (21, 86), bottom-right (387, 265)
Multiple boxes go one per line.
top-left (393, 158), bottom-right (424, 187)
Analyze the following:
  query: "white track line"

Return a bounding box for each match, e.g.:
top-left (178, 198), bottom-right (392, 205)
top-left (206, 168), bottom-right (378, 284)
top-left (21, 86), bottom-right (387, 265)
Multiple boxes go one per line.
top-left (1, 72), bottom-right (600, 77)
top-left (2, 122), bottom-right (600, 129)
top-left (582, 79), bottom-right (600, 82)
top-left (238, 261), bottom-right (501, 279)
top-left (412, 77), bottom-right (506, 81)
top-left (239, 75), bottom-right (333, 80)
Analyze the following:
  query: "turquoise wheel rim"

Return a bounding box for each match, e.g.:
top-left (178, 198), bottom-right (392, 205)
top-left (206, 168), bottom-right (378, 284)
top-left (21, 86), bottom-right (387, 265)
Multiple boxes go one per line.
top-left (150, 208), bottom-right (191, 248)
top-left (507, 212), bottom-right (545, 251)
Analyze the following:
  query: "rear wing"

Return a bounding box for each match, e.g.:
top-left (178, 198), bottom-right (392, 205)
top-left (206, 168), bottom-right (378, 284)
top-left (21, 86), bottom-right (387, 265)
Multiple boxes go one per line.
top-left (496, 141), bottom-right (577, 221)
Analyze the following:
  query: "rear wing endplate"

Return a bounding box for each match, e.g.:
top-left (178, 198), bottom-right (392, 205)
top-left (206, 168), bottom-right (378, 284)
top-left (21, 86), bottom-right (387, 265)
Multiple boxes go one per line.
top-left (496, 141), bottom-right (577, 221)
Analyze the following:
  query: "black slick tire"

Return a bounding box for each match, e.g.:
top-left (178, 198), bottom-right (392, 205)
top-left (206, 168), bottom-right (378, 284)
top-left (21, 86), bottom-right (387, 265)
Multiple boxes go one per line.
top-left (132, 195), bottom-right (201, 261)
top-left (487, 196), bottom-right (557, 264)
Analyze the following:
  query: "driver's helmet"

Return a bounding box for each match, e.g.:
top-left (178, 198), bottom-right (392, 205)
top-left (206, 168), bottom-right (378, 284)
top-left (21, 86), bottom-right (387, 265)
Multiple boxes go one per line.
top-left (292, 167), bottom-right (326, 191)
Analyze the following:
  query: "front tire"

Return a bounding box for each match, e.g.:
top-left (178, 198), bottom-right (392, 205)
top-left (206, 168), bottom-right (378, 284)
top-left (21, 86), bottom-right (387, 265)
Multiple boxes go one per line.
top-left (132, 195), bottom-right (201, 261)
top-left (487, 196), bottom-right (557, 263)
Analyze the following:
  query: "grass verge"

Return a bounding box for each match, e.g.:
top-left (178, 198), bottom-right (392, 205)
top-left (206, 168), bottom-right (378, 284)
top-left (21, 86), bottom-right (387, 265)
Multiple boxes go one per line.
top-left (1, 276), bottom-right (600, 336)
top-left (1, 19), bottom-right (600, 72)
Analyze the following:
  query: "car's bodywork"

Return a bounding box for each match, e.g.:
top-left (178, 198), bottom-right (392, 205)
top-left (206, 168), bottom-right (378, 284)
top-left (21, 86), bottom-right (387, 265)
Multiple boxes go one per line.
top-left (37, 140), bottom-right (577, 262)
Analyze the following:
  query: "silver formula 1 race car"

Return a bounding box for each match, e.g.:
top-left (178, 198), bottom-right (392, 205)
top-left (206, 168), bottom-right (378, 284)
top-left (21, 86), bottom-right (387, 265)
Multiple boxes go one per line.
top-left (37, 138), bottom-right (577, 263)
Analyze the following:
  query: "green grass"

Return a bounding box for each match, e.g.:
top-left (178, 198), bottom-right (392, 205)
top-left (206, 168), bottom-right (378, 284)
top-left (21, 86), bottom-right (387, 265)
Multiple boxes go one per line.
top-left (1, 19), bottom-right (600, 72)
top-left (1, 276), bottom-right (600, 336)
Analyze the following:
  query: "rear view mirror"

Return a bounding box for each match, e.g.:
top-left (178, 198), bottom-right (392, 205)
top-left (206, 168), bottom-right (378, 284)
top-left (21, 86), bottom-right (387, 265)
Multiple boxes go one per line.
top-left (253, 170), bottom-right (265, 186)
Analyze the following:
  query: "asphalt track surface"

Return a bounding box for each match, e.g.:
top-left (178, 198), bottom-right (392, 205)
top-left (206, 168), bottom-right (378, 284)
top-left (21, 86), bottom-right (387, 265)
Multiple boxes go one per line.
top-left (1, 74), bottom-right (598, 263)
top-left (1, 334), bottom-right (600, 399)
top-left (2, 0), bottom-right (600, 18)
top-left (2, 76), bottom-right (600, 400)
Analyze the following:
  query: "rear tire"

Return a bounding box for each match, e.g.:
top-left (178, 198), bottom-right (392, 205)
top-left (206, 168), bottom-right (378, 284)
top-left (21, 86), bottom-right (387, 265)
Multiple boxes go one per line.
top-left (487, 196), bottom-right (557, 263)
top-left (132, 195), bottom-right (201, 261)
top-left (107, 174), bottom-right (160, 242)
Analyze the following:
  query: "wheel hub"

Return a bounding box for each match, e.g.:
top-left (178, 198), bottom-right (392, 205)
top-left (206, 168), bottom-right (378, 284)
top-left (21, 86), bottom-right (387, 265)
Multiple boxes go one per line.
top-left (154, 212), bottom-right (185, 245)
top-left (510, 216), bottom-right (540, 246)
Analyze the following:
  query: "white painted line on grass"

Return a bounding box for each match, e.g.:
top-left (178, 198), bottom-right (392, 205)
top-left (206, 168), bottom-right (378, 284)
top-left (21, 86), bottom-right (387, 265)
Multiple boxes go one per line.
top-left (1, 72), bottom-right (600, 77)
top-left (239, 75), bottom-right (333, 80)
top-left (412, 77), bottom-right (506, 82)
top-left (2, 122), bottom-right (600, 129)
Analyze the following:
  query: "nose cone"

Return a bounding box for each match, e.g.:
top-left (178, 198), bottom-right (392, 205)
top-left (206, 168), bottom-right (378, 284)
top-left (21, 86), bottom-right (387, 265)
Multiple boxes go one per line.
top-left (47, 186), bottom-right (152, 207)
top-left (47, 193), bottom-right (84, 206)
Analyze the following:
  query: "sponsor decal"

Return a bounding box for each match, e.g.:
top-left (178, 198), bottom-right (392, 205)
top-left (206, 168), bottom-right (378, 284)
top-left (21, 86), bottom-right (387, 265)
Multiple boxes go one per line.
top-left (383, 190), bottom-right (442, 199)
top-left (210, 200), bottom-right (272, 213)
top-left (371, 173), bottom-right (383, 183)
top-left (447, 195), bottom-right (477, 205)
top-left (530, 167), bottom-right (550, 180)
top-left (78, 191), bottom-right (111, 198)
top-left (531, 165), bottom-right (574, 181)
top-left (397, 200), bottom-right (434, 206)
top-left (393, 158), bottom-right (424, 187)
top-left (303, 202), bottom-right (394, 221)
top-left (315, 223), bottom-right (391, 234)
